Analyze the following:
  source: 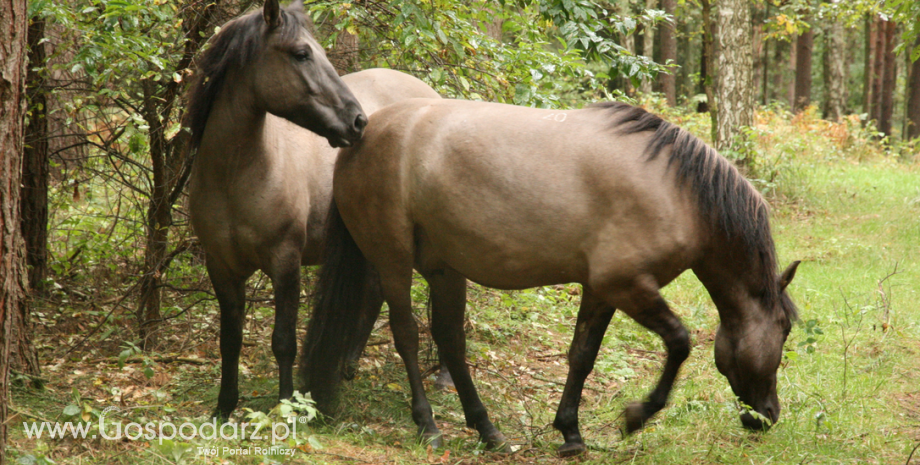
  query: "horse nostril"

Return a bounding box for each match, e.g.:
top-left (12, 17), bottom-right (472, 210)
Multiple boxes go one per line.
top-left (766, 405), bottom-right (780, 423)
top-left (354, 113), bottom-right (368, 132)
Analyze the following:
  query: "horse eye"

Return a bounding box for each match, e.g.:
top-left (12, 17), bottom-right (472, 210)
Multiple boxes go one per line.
top-left (292, 50), bottom-right (310, 62)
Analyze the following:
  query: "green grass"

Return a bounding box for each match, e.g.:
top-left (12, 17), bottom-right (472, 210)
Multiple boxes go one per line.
top-left (7, 113), bottom-right (920, 464)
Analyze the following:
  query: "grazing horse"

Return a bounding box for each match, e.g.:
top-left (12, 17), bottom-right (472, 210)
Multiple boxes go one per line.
top-left (185, 0), bottom-right (440, 419)
top-left (301, 98), bottom-right (800, 455)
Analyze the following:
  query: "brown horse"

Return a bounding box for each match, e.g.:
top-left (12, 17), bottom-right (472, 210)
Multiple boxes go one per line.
top-left (185, 0), bottom-right (439, 419)
top-left (302, 98), bottom-right (800, 455)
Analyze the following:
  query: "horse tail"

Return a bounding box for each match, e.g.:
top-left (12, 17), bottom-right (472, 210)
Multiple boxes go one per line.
top-left (299, 200), bottom-right (382, 414)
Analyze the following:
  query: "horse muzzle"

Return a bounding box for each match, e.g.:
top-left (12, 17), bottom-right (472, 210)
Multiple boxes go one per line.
top-left (326, 111), bottom-right (367, 148)
top-left (740, 403), bottom-right (779, 431)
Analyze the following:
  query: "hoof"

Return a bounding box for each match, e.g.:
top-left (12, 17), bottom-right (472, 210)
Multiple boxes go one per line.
top-left (557, 441), bottom-right (586, 457)
top-left (211, 408), bottom-right (231, 423)
top-left (624, 402), bottom-right (646, 434)
top-left (420, 432), bottom-right (443, 449)
top-left (481, 430), bottom-right (511, 454)
top-left (342, 361), bottom-right (358, 381)
top-left (418, 423), bottom-right (443, 449)
top-left (434, 369), bottom-right (455, 390)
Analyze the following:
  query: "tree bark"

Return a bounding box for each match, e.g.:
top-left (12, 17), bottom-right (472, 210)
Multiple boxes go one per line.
top-left (137, 80), bottom-right (173, 349)
top-left (794, 22), bottom-right (814, 112)
top-left (787, 33), bottom-right (797, 106)
top-left (329, 30), bottom-right (359, 75)
top-left (863, 14), bottom-right (875, 116)
top-left (136, 1), bottom-right (220, 348)
top-left (715, 0), bottom-right (753, 155)
top-left (698, 0), bottom-right (714, 115)
top-left (907, 37), bottom-right (920, 139)
top-left (771, 36), bottom-right (787, 104)
top-left (760, 2), bottom-right (770, 106)
top-left (639, 0), bottom-right (655, 95)
top-left (623, 24), bottom-right (636, 96)
top-left (677, 15), bottom-right (691, 101)
top-left (823, 17), bottom-right (847, 121)
top-left (878, 20), bottom-right (897, 137)
top-left (870, 17), bottom-right (886, 125)
top-left (23, 16), bottom-right (49, 293)
top-left (1, 0), bottom-right (29, 461)
top-left (659, 0), bottom-right (676, 106)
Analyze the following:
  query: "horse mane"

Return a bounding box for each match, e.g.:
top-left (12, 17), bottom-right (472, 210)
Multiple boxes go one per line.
top-left (185, 2), bottom-right (307, 150)
top-left (591, 101), bottom-right (797, 322)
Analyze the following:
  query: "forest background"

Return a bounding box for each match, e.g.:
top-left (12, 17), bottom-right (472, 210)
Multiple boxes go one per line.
top-left (1, 0), bottom-right (920, 463)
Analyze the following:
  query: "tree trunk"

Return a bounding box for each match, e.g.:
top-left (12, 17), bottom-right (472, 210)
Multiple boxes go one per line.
top-left (1, 0), bottom-right (29, 461)
top-left (794, 22), bottom-right (814, 112)
top-left (823, 17), bottom-right (847, 121)
top-left (870, 17), bottom-right (886, 125)
top-left (715, 0), bottom-right (753, 155)
top-left (659, 0), bottom-right (677, 106)
top-left (23, 16), bottom-right (49, 294)
top-left (907, 37), bottom-right (920, 140)
top-left (760, 2), bottom-right (770, 106)
top-left (484, 12), bottom-right (504, 42)
top-left (623, 26), bottom-right (636, 96)
top-left (137, 79), bottom-right (173, 349)
top-left (677, 15), bottom-right (691, 101)
top-left (639, 0), bottom-right (655, 95)
top-left (771, 36), bottom-right (787, 103)
top-left (698, 0), bottom-right (714, 115)
top-left (329, 30), bottom-right (359, 75)
top-left (863, 14), bottom-right (875, 116)
top-left (787, 34), bottom-right (797, 107)
top-left (878, 20), bottom-right (897, 137)
top-left (136, 1), bottom-right (221, 348)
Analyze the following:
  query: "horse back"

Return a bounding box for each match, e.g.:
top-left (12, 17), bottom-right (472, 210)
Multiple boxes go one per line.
top-left (335, 99), bottom-right (707, 290)
top-left (342, 68), bottom-right (441, 115)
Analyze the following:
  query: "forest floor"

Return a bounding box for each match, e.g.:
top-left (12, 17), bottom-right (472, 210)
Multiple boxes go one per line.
top-left (6, 109), bottom-right (920, 464)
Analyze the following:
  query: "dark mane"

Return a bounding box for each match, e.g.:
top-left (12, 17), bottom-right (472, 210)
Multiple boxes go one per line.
top-left (591, 101), bottom-right (797, 322)
top-left (185, 3), bottom-right (307, 150)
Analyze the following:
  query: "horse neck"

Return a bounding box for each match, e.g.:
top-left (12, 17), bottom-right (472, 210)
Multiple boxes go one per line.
top-left (693, 238), bottom-right (773, 329)
top-left (195, 72), bottom-right (272, 171)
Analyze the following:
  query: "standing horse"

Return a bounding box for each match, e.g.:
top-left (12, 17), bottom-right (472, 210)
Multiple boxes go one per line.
top-left (301, 98), bottom-right (800, 455)
top-left (185, 0), bottom-right (440, 419)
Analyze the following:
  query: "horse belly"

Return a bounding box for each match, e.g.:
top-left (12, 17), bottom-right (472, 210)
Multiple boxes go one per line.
top-left (412, 186), bottom-right (592, 289)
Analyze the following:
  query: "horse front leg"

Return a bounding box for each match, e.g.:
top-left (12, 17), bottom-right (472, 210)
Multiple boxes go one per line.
top-left (207, 256), bottom-right (249, 420)
top-left (607, 277), bottom-right (690, 433)
top-left (272, 261), bottom-right (302, 401)
top-left (553, 288), bottom-right (616, 456)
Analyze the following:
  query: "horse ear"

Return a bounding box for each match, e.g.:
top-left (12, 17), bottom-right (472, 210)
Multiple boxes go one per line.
top-left (287, 1), bottom-right (315, 36)
top-left (287, 0), bottom-right (304, 13)
top-left (263, 0), bottom-right (282, 30)
top-left (778, 260), bottom-right (801, 292)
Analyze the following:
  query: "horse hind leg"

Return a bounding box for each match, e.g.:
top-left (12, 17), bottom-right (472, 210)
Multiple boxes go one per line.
top-left (434, 356), bottom-right (455, 390)
top-left (378, 267), bottom-right (442, 447)
top-left (601, 275), bottom-right (690, 433)
top-left (425, 268), bottom-right (509, 452)
top-left (207, 256), bottom-right (249, 420)
top-left (553, 288), bottom-right (616, 456)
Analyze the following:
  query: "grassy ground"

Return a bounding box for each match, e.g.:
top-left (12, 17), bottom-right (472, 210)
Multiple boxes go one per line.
top-left (6, 109), bottom-right (920, 464)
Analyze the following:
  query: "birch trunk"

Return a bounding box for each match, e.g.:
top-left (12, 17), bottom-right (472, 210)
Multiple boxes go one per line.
top-left (715, 0), bottom-right (753, 155)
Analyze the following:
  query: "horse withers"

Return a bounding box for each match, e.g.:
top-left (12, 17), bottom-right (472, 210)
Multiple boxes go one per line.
top-left (185, 0), bottom-right (440, 420)
top-left (302, 98), bottom-right (800, 455)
